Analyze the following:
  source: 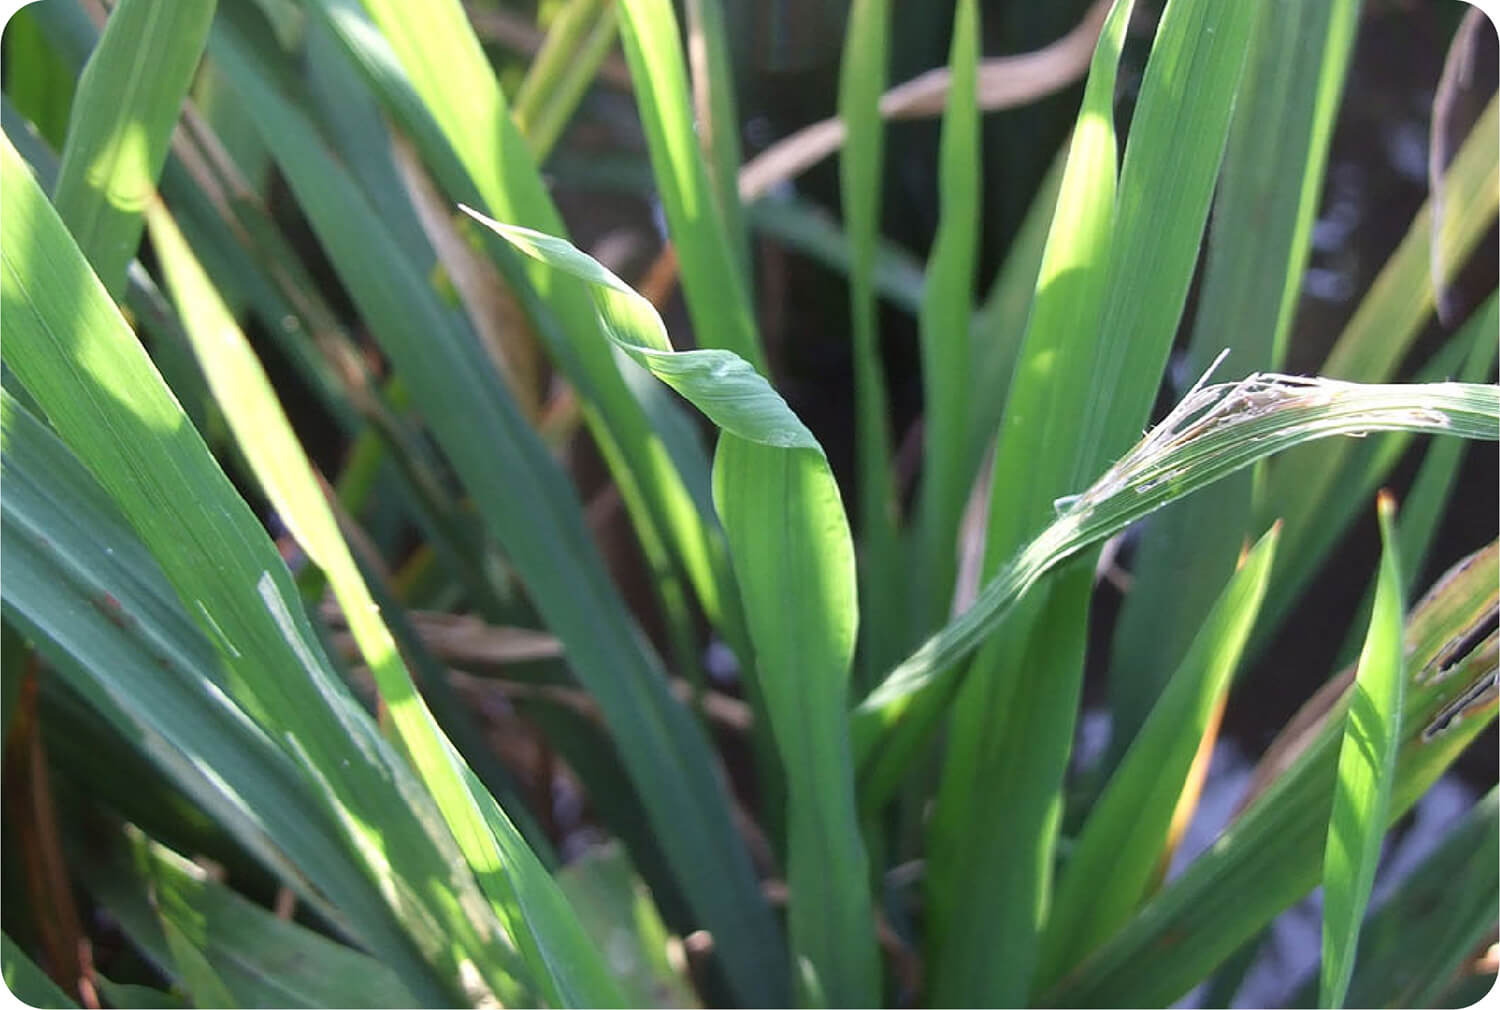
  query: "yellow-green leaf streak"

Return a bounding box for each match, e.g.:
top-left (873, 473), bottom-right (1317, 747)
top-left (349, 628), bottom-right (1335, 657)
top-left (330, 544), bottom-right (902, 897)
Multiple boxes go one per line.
top-left (2, 133), bottom-right (505, 1009)
top-left (146, 202), bottom-right (624, 1009)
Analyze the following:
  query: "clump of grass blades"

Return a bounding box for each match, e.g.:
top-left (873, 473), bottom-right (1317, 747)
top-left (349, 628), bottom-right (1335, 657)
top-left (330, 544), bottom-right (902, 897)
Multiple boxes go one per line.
top-left (0, 1), bottom-right (1495, 1008)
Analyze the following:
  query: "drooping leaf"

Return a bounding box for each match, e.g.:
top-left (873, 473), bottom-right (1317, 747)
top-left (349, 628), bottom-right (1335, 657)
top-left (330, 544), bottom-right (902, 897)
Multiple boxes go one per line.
top-left (854, 374), bottom-right (1499, 758)
top-left (472, 210), bottom-right (880, 1008)
top-left (1106, 0), bottom-right (1362, 761)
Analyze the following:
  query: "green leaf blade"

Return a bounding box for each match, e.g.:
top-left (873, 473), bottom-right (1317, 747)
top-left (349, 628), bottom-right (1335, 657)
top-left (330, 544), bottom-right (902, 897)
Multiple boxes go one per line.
top-left (855, 0), bottom-right (1135, 825)
top-left (911, 0), bottom-right (981, 637)
top-left (836, 0), bottom-right (901, 683)
top-left (512, 0), bottom-right (620, 162)
top-left (477, 209), bottom-right (884, 1008)
top-left (1320, 493), bottom-right (1407, 1008)
top-left (145, 198), bottom-right (622, 1008)
top-left (1037, 522), bottom-right (1280, 993)
top-left (88, 828), bottom-right (415, 1009)
top-left (1258, 95), bottom-right (1499, 642)
top-left (332, 0), bottom-right (746, 708)
top-left (683, 0), bottom-right (750, 281)
top-left (615, 0), bottom-right (763, 369)
top-left (1044, 539), bottom-right (1496, 1008)
top-left (0, 389), bottom-right (453, 1005)
top-left (713, 438), bottom-right (877, 1008)
top-left (1, 131), bottom-right (519, 1008)
top-left (203, 19), bottom-right (782, 1004)
top-left (51, 0), bottom-right (215, 296)
top-left (2, 933), bottom-right (77, 1009)
top-left (1297, 786), bottom-right (1499, 1009)
top-left (855, 375), bottom-right (1499, 756)
top-left (1105, 0), bottom-right (1361, 761)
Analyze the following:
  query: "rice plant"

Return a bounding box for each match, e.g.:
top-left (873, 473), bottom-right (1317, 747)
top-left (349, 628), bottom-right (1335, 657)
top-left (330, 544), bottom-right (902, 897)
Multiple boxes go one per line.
top-left (1, 0), bottom-right (1496, 1007)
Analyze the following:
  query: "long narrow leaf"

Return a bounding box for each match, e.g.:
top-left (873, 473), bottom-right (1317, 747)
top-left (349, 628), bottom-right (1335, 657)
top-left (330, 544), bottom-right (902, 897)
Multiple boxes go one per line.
top-left (836, 0), bottom-right (900, 683)
top-left (470, 210), bottom-right (880, 1007)
top-left (1, 132), bottom-right (520, 1007)
top-left (328, 0), bottom-right (747, 692)
top-left (614, 0), bottom-right (764, 369)
top-left (911, 0), bottom-right (981, 638)
top-left (855, 373), bottom-right (1500, 753)
top-left (205, 21), bottom-right (784, 1002)
top-left (2, 9), bottom-right (76, 151)
top-left (145, 200), bottom-right (623, 1009)
top-left (1320, 493), bottom-right (1406, 1008)
top-left (684, 0), bottom-right (751, 281)
top-left (922, 1), bottom-right (1136, 998)
top-left (1330, 292), bottom-right (1500, 667)
top-left (1, 933), bottom-right (76, 1010)
top-left (749, 193), bottom-right (924, 315)
top-left (1293, 786), bottom-right (1499, 1009)
top-left (1387, 298), bottom-right (1500, 592)
top-left (1259, 95), bottom-right (1499, 636)
top-left (555, 844), bottom-right (700, 1010)
top-left (1045, 539), bottom-right (1497, 1007)
top-left (965, 137), bottom-right (1067, 481)
top-left (0, 388), bottom-right (454, 1005)
top-left (51, 0), bottom-right (214, 297)
top-left (857, 0), bottom-right (1135, 820)
top-left (512, 0), bottom-right (620, 162)
top-left (1036, 523), bottom-right (1280, 992)
top-left (1106, 0), bottom-right (1361, 758)
top-left (83, 827), bottom-right (414, 1008)
top-left (713, 438), bottom-right (877, 1008)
